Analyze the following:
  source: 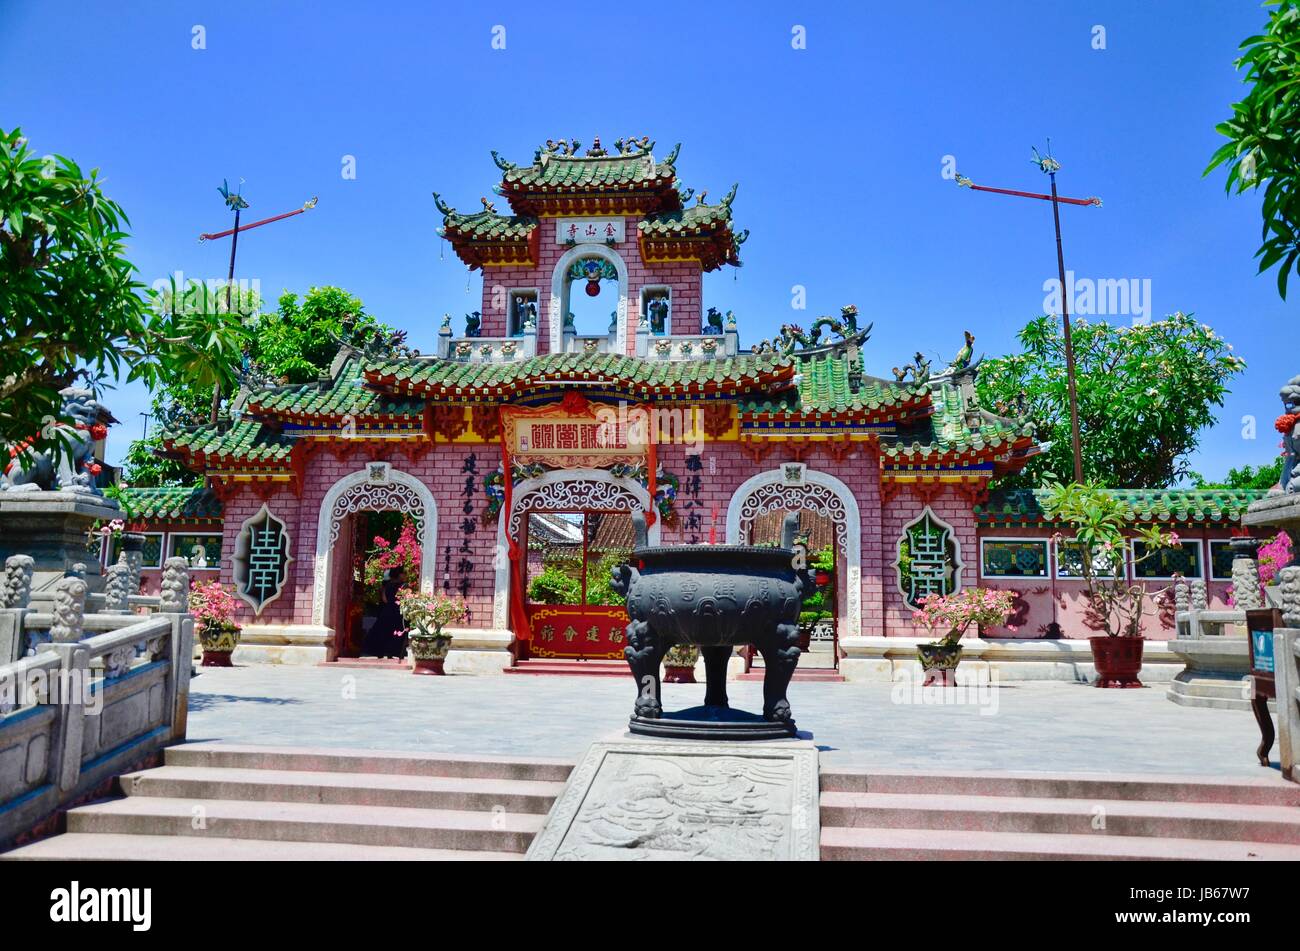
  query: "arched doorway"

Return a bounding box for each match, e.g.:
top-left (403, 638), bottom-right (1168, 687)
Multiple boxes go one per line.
top-left (726, 465), bottom-right (861, 646)
top-left (749, 507), bottom-right (840, 667)
top-left (549, 244), bottom-right (629, 353)
top-left (492, 469), bottom-right (657, 656)
top-left (312, 464), bottom-right (438, 656)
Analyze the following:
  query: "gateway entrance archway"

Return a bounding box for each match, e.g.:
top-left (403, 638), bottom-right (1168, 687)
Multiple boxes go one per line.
top-left (492, 469), bottom-right (658, 655)
top-left (726, 465), bottom-right (861, 640)
top-left (312, 464), bottom-right (438, 654)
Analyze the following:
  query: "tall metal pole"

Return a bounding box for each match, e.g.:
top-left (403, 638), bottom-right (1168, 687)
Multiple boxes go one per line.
top-left (954, 149), bottom-right (1099, 485)
top-left (224, 204), bottom-right (241, 315)
top-left (1048, 169), bottom-right (1084, 483)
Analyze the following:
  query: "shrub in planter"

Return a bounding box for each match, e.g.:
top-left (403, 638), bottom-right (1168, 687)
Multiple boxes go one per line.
top-left (398, 590), bottom-right (468, 675)
top-left (1041, 481), bottom-right (1182, 688)
top-left (912, 587), bottom-right (1019, 686)
top-left (190, 579), bottom-right (241, 667)
top-left (662, 643), bottom-right (701, 683)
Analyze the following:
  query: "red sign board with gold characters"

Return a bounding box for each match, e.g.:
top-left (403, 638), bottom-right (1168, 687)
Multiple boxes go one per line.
top-left (502, 393), bottom-right (643, 469)
top-left (525, 605), bottom-right (629, 660)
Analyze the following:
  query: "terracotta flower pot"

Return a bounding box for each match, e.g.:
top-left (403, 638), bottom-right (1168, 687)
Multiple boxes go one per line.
top-left (1089, 635), bottom-right (1144, 688)
top-left (917, 641), bottom-right (962, 687)
top-left (410, 633), bottom-right (452, 676)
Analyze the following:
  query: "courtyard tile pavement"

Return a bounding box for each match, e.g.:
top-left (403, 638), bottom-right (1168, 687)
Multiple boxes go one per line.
top-left (184, 666), bottom-right (1284, 779)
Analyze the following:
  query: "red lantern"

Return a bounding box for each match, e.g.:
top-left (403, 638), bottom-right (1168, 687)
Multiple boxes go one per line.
top-left (90, 423), bottom-right (108, 441)
top-left (585, 280), bottom-right (601, 297)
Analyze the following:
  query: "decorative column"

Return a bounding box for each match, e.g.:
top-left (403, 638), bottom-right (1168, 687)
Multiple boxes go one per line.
top-left (102, 562), bottom-right (132, 614)
top-left (118, 546), bottom-right (143, 600)
top-left (437, 314), bottom-right (453, 358)
top-left (1190, 579), bottom-right (1209, 612)
top-left (522, 317), bottom-right (538, 359)
top-left (1280, 566), bottom-right (1300, 628)
top-left (160, 556), bottom-right (191, 613)
top-left (724, 313), bottom-right (739, 356)
top-left (0, 554), bottom-right (35, 663)
top-left (635, 312), bottom-right (649, 358)
top-left (1230, 537), bottom-right (1264, 611)
top-left (49, 574), bottom-right (88, 644)
top-left (160, 556), bottom-right (194, 739)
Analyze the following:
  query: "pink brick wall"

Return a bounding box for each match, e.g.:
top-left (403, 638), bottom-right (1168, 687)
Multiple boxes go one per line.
top-left (475, 216), bottom-right (703, 351)
top-left (881, 484), bottom-right (980, 637)
top-left (212, 445), bottom-right (501, 635)
top-left (970, 524), bottom-right (1231, 641)
top-left (140, 442), bottom-right (1235, 646)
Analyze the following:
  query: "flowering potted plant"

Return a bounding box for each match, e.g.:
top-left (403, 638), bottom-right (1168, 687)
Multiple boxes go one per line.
top-left (662, 643), bottom-right (700, 683)
top-left (398, 590), bottom-right (467, 675)
top-left (190, 578), bottom-right (241, 666)
top-left (361, 519), bottom-right (421, 606)
top-left (912, 587), bottom-right (1018, 686)
top-left (1041, 481), bottom-right (1183, 688)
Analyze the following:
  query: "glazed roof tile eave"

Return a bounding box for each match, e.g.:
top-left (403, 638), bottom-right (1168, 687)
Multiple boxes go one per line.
top-left (973, 487), bottom-right (1271, 525)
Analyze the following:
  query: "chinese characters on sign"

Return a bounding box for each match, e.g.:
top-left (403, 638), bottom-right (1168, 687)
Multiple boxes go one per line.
top-left (555, 218), bottom-right (625, 245)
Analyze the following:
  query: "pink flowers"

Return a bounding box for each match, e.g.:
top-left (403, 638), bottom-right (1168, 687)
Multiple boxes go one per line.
top-left (373, 536), bottom-right (390, 548)
top-left (189, 579), bottom-right (240, 636)
top-left (913, 587), bottom-right (1020, 645)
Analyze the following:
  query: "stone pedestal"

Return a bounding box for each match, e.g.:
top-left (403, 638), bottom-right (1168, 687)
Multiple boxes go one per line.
top-left (526, 736), bottom-right (819, 860)
top-left (232, 624), bottom-right (336, 665)
top-left (0, 491), bottom-right (120, 592)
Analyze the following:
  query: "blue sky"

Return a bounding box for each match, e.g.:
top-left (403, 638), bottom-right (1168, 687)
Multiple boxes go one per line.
top-left (1, 0), bottom-right (1291, 477)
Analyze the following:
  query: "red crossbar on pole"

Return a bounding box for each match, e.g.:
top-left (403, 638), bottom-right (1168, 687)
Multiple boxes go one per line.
top-left (199, 198), bottom-right (318, 241)
top-left (957, 178), bottom-right (1101, 207)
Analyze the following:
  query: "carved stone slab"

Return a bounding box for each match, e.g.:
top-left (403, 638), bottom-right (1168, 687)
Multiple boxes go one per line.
top-left (527, 738), bottom-right (820, 861)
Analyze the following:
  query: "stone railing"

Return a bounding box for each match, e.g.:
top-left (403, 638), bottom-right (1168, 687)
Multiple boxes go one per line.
top-left (1173, 578), bottom-right (1246, 640)
top-left (0, 556), bottom-right (194, 848)
top-left (437, 322), bottom-right (539, 363)
top-left (635, 322), bottom-right (739, 361)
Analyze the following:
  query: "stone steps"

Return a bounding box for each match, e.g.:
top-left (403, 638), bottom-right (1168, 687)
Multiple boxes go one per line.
top-left (819, 767), bottom-right (1300, 861)
top-left (737, 669), bottom-right (845, 683)
top-left (1, 833), bottom-right (521, 861)
top-left (820, 826), bottom-right (1300, 861)
top-left (1, 742), bottom-right (572, 861)
top-left (503, 660), bottom-right (628, 677)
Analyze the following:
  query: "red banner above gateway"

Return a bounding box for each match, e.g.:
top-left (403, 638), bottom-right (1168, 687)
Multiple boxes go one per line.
top-left (502, 394), bottom-right (644, 469)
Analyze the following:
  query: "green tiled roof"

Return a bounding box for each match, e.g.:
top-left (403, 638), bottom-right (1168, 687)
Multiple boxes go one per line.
top-left (120, 486), bottom-right (221, 522)
top-left (501, 147), bottom-right (674, 191)
top-left (248, 354), bottom-right (424, 421)
top-left (366, 351), bottom-right (794, 398)
top-left (880, 382), bottom-right (1036, 462)
top-left (640, 200), bottom-right (733, 237)
top-left (165, 419), bottom-right (295, 467)
top-left (976, 487), bottom-right (1269, 526)
top-left (438, 209), bottom-right (537, 241)
top-left (741, 352), bottom-right (924, 417)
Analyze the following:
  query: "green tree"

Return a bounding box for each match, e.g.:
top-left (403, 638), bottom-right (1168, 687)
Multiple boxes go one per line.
top-left (252, 286), bottom-right (386, 384)
top-left (123, 284), bottom-right (395, 486)
top-left (0, 127), bottom-right (245, 464)
top-left (1206, 0), bottom-right (1300, 298)
top-left (978, 313), bottom-right (1246, 489)
top-left (1191, 459), bottom-right (1283, 490)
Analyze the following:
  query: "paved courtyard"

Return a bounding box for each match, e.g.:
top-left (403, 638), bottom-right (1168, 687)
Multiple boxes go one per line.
top-left (185, 666), bottom-right (1282, 779)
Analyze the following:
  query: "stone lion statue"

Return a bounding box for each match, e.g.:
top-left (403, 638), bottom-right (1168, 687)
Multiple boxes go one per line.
top-left (0, 387), bottom-right (106, 494)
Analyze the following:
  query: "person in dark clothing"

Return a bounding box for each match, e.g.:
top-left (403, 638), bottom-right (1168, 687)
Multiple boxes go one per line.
top-left (364, 568), bottom-right (407, 659)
